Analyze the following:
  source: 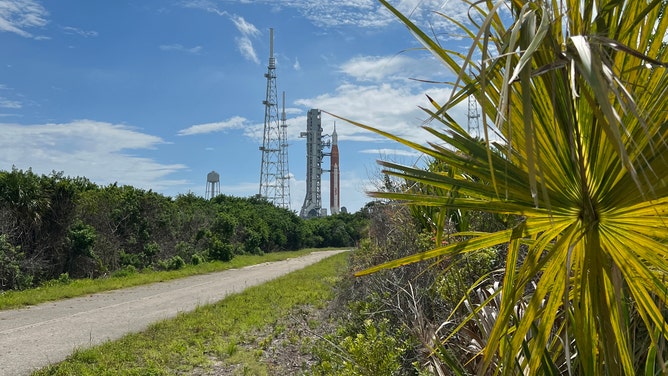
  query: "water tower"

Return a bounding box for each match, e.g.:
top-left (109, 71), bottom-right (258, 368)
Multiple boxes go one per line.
top-left (205, 171), bottom-right (220, 200)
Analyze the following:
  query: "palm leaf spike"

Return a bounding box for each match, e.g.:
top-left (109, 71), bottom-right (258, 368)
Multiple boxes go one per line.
top-left (336, 0), bottom-right (668, 374)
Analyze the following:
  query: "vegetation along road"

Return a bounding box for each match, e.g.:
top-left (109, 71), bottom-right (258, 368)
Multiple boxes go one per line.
top-left (0, 249), bottom-right (347, 376)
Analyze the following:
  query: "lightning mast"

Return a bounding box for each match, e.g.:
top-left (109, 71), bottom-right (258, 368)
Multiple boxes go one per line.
top-left (279, 91), bottom-right (291, 208)
top-left (258, 28), bottom-right (290, 209)
top-left (467, 68), bottom-right (481, 138)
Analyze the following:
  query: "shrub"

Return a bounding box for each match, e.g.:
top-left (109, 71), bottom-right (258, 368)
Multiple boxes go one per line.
top-left (208, 239), bottom-right (234, 262)
top-left (57, 272), bottom-right (71, 285)
top-left (312, 319), bottom-right (405, 376)
top-left (111, 265), bottom-right (137, 278)
top-left (165, 255), bottom-right (185, 270)
top-left (67, 221), bottom-right (97, 259)
top-left (0, 235), bottom-right (32, 290)
top-left (190, 253), bottom-right (204, 265)
top-left (119, 250), bottom-right (141, 269)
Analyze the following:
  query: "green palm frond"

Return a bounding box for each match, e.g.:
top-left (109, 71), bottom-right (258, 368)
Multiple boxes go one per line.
top-left (339, 0), bottom-right (668, 374)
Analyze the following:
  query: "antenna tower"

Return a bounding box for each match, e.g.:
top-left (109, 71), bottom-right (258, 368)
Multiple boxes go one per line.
top-left (258, 28), bottom-right (290, 209)
top-left (467, 68), bottom-right (481, 138)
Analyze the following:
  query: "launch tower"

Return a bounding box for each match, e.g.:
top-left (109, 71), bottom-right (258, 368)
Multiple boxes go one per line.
top-left (300, 109), bottom-right (327, 218)
top-left (258, 28), bottom-right (290, 209)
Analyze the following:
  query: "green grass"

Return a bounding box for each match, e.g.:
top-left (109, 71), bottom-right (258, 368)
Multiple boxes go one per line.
top-left (32, 251), bottom-right (348, 376)
top-left (0, 248), bottom-right (341, 311)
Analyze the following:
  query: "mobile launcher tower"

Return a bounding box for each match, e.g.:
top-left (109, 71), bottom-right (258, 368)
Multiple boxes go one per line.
top-left (300, 109), bottom-right (340, 218)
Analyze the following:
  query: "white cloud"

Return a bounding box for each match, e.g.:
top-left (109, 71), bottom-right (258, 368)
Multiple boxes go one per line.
top-left (341, 55), bottom-right (408, 82)
top-left (180, 0), bottom-right (227, 16)
top-left (295, 82), bottom-right (451, 143)
top-left (62, 26), bottom-right (97, 38)
top-left (230, 14), bottom-right (260, 38)
top-left (231, 15), bottom-right (260, 64)
top-left (235, 35), bottom-right (259, 64)
top-left (0, 0), bottom-right (48, 38)
top-left (227, 0), bottom-right (472, 32)
top-left (177, 116), bottom-right (247, 136)
top-left (289, 48), bottom-right (474, 147)
top-left (0, 120), bottom-right (187, 190)
top-left (360, 148), bottom-right (422, 158)
top-left (179, 2), bottom-right (261, 63)
top-left (159, 43), bottom-right (202, 54)
top-left (0, 97), bottom-right (21, 108)
top-left (270, 0), bottom-right (391, 28)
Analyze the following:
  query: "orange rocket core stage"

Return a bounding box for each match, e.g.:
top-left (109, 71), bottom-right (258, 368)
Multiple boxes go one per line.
top-left (330, 125), bottom-right (340, 215)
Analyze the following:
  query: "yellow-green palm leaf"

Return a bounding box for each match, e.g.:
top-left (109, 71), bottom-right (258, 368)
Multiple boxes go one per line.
top-left (342, 0), bottom-right (668, 374)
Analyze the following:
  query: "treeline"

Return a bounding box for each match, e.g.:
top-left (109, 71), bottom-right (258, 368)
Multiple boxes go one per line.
top-left (0, 168), bottom-right (368, 290)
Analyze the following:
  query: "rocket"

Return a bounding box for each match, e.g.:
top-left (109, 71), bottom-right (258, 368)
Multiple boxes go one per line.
top-left (330, 124), bottom-right (340, 215)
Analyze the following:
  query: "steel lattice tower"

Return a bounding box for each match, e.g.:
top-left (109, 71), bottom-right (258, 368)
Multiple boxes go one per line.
top-left (279, 91), bottom-right (291, 208)
top-left (467, 68), bottom-right (481, 138)
top-left (258, 28), bottom-right (290, 209)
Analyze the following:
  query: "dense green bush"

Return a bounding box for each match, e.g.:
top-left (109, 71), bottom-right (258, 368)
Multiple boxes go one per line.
top-left (162, 255), bottom-right (186, 271)
top-left (0, 168), bottom-right (370, 291)
top-left (207, 238), bottom-right (235, 262)
top-left (0, 234), bottom-right (32, 290)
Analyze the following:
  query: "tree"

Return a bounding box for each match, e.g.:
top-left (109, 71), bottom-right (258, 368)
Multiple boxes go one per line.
top-left (336, 0), bottom-right (668, 374)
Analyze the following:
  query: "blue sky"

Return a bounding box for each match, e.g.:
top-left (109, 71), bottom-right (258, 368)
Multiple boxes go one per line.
top-left (0, 0), bottom-right (474, 213)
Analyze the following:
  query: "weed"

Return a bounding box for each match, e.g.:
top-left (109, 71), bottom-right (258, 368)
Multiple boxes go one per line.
top-left (226, 340), bottom-right (239, 356)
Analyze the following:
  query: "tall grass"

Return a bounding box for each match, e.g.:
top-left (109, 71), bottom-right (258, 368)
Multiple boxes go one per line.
top-left (0, 248), bottom-right (334, 310)
top-left (32, 251), bottom-right (347, 375)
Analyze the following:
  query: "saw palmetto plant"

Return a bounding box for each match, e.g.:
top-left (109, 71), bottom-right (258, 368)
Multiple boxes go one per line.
top-left (331, 0), bottom-right (668, 374)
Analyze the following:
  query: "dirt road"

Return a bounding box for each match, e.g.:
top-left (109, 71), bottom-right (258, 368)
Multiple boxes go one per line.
top-left (0, 250), bottom-right (348, 376)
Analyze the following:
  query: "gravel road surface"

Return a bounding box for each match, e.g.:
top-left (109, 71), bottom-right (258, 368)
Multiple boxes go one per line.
top-left (0, 250), bottom-right (348, 376)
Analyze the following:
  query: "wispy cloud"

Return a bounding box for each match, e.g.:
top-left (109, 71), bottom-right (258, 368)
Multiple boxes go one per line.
top-left (179, 0), bottom-right (226, 16)
top-left (230, 14), bottom-right (259, 38)
top-left (159, 43), bottom-right (203, 54)
top-left (340, 55), bottom-right (425, 82)
top-left (179, 1), bottom-right (260, 64)
top-left (230, 15), bottom-right (260, 64)
top-left (0, 0), bottom-right (48, 38)
top-left (62, 26), bottom-right (97, 38)
top-left (0, 97), bottom-right (21, 109)
top-left (177, 116), bottom-right (247, 136)
top-left (0, 120), bottom-right (187, 190)
top-left (225, 0), bottom-right (472, 31)
top-left (360, 148), bottom-right (422, 158)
